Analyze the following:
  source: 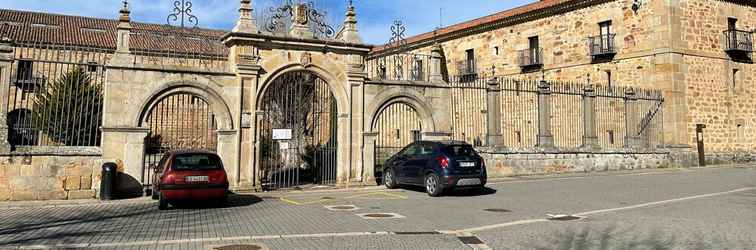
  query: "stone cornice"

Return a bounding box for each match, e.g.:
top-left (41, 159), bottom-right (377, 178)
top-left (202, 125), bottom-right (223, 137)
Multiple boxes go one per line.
top-left (223, 32), bottom-right (373, 54)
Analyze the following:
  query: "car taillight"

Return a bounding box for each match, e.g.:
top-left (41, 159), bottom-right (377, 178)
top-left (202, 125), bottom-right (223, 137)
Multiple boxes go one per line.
top-left (436, 156), bottom-right (449, 168)
top-left (163, 174), bottom-right (176, 185)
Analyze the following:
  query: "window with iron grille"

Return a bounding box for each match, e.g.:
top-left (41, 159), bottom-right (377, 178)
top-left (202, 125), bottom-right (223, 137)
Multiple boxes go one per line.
top-left (589, 21), bottom-right (616, 59)
top-left (518, 37), bottom-right (542, 68)
top-left (465, 49), bottom-right (475, 74)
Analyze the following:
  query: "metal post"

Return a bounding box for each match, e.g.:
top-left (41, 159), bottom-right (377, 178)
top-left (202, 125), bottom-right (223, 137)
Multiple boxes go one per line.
top-left (624, 88), bottom-right (639, 148)
top-left (537, 80), bottom-right (555, 149)
top-left (696, 124), bottom-right (706, 166)
top-left (582, 84), bottom-right (599, 150)
top-left (0, 38), bottom-right (13, 153)
top-left (486, 77), bottom-right (503, 148)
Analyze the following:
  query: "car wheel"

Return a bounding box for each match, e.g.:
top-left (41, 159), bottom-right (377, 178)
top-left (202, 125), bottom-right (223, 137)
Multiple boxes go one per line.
top-left (158, 193), bottom-right (169, 210)
top-left (425, 173), bottom-right (443, 197)
top-left (384, 168), bottom-right (397, 189)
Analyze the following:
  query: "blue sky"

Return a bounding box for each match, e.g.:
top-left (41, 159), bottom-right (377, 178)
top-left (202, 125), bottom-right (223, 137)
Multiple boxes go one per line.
top-left (0, 0), bottom-right (535, 45)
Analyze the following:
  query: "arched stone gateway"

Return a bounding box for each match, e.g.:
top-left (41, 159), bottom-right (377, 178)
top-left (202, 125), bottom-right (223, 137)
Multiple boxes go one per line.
top-left (140, 92), bottom-right (219, 186)
top-left (372, 102), bottom-right (422, 168)
top-left (258, 71), bottom-right (338, 190)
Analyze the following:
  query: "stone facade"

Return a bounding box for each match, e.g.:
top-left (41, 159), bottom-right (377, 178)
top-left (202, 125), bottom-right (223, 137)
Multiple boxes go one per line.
top-left (0, 152), bottom-right (101, 201)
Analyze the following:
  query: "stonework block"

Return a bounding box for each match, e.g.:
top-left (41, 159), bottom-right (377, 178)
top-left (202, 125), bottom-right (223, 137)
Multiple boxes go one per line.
top-left (0, 188), bottom-right (9, 201)
top-left (38, 191), bottom-right (67, 200)
top-left (68, 190), bottom-right (95, 200)
top-left (64, 176), bottom-right (82, 191)
top-left (80, 176), bottom-right (93, 190)
top-left (11, 191), bottom-right (38, 201)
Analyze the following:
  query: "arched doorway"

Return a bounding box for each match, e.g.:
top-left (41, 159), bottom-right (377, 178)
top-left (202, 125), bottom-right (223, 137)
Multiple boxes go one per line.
top-left (259, 71), bottom-right (338, 190)
top-left (142, 93), bottom-right (218, 185)
top-left (372, 102), bottom-right (422, 171)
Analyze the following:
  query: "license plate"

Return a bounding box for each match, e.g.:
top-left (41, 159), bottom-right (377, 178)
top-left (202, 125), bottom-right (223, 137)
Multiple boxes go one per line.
top-left (457, 178), bottom-right (481, 186)
top-left (186, 176), bottom-right (209, 182)
top-left (459, 162), bottom-right (476, 167)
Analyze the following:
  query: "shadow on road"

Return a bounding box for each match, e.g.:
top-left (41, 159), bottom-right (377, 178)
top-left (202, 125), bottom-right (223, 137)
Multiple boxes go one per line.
top-left (400, 185), bottom-right (497, 197)
top-left (167, 194), bottom-right (263, 210)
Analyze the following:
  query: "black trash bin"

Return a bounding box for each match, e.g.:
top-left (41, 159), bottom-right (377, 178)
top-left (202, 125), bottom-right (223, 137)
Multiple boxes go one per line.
top-left (100, 162), bottom-right (118, 200)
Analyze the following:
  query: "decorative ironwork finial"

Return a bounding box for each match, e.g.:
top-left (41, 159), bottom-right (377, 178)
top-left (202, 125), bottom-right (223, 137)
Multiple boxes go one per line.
top-left (263, 1), bottom-right (335, 38)
top-left (167, 0), bottom-right (198, 28)
top-left (387, 20), bottom-right (406, 49)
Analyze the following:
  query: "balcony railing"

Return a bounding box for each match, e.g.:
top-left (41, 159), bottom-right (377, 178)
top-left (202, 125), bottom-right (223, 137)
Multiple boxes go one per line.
top-left (518, 48), bottom-right (543, 68)
top-left (723, 29), bottom-right (753, 53)
top-left (588, 34), bottom-right (616, 57)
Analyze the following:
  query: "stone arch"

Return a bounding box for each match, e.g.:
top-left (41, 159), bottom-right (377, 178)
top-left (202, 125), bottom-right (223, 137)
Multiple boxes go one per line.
top-left (366, 88), bottom-right (436, 133)
top-left (257, 63), bottom-right (349, 116)
top-left (136, 81), bottom-right (234, 131)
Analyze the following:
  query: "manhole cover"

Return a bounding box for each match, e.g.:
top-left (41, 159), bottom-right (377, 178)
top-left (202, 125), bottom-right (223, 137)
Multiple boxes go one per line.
top-left (321, 197), bottom-right (335, 200)
top-left (215, 245), bottom-right (262, 250)
top-left (325, 205), bottom-right (358, 211)
top-left (356, 213), bottom-right (406, 219)
top-left (484, 208), bottom-right (512, 213)
top-left (458, 236), bottom-right (485, 245)
top-left (546, 214), bottom-right (584, 221)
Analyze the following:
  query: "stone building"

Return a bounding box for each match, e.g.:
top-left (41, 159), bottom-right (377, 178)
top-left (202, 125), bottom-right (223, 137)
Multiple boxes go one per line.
top-left (0, 0), bottom-right (754, 201)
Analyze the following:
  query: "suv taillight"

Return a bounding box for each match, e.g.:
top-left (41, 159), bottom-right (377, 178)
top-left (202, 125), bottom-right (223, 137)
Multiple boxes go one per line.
top-left (436, 156), bottom-right (449, 168)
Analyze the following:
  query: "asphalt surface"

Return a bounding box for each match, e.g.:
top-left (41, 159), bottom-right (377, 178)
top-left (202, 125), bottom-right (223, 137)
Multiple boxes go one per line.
top-left (0, 165), bottom-right (754, 249)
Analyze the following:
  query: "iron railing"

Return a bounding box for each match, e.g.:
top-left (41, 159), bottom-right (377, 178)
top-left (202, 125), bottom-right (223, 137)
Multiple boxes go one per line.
top-left (518, 48), bottom-right (543, 67)
top-left (5, 41), bottom-right (110, 147)
top-left (448, 75), bottom-right (665, 150)
top-left (366, 53), bottom-right (433, 81)
top-left (130, 28), bottom-right (229, 72)
top-left (588, 34), bottom-right (617, 57)
top-left (723, 29), bottom-right (753, 52)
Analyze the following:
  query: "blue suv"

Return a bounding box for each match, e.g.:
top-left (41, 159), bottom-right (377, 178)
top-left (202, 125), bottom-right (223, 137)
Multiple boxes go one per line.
top-left (383, 141), bottom-right (487, 196)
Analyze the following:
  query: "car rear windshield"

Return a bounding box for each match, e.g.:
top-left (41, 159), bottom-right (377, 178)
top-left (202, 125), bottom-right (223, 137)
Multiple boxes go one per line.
top-left (442, 145), bottom-right (477, 157)
top-left (172, 154), bottom-right (222, 171)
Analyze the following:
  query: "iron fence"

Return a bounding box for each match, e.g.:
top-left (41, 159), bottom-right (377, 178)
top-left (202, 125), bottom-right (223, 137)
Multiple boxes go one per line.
top-left (5, 41), bottom-right (110, 147)
top-left (130, 28), bottom-right (229, 72)
top-left (366, 53), bottom-right (433, 82)
top-left (448, 75), bottom-right (665, 150)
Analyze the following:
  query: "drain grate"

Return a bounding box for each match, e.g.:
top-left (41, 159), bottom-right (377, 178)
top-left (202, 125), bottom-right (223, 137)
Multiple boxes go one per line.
top-left (546, 214), bottom-right (584, 221)
top-left (356, 213), bottom-right (406, 219)
top-left (215, 244), bottom-right (262, 250)
top-left (325, 205), bottom-right (358, 211)
top-left (484, 208), bottom-right (512, 213)
top-left (457, 236), bottom-right (485, 245)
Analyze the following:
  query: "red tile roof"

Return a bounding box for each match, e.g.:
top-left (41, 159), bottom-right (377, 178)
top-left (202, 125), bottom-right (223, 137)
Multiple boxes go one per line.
top-left (371, 0), bottom-right (578, 54)
top-left (0, 9), bottom-right (227, 55)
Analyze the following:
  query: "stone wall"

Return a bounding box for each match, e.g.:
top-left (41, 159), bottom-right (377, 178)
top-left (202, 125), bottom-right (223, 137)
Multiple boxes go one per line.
top-left (479, 148), bottom-right (756, 178)
top-left (0, 152), bottom-right (102, 201)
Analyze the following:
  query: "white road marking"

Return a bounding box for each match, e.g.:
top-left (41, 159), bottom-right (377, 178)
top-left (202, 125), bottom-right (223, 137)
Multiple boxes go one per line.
top-left (453, 186), bottom-right (756, 233)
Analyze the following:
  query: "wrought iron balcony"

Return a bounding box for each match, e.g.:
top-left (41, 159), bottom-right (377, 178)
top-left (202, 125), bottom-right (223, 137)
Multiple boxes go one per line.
top-left (723, 29), bottom-right (753, 53)
top-left (518, 48), bottom-right (543, 68)
top-left (588, 34), bottom-right (616, 58)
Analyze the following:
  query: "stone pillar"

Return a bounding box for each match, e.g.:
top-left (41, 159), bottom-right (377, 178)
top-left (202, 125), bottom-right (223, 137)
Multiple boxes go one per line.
top-left (362, 132), bottom-right (378, 185)
top-left (0, 38), bottom-right (13, 153)
top-left (486, 78), bottom-right (503, 148)
top-left (233, 0), bottom-right (258, 33)
top-left (116, 1), bottom-right (131, 54)
top-left (429, 45), bottom-right (444, 83)
top-left (624, 88), bottom-right (640, 149)
top-left (337, 114), bottom-right (352, 185)
top-left (537, 80), bottom-right (555, 149)
top-left (100, 127), bottom-right (149, 196)
top-left (582, 85), bottom-right (599, 150)
top-left (336, 1), bottom-right (362, 43)
top-left (237, 63), bottom-right (262, 191)
top-left (217, 129), bottom-right (239, 189)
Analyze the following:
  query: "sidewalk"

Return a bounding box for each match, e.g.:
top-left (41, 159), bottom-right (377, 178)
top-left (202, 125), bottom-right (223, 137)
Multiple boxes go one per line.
top-left (1, 163), bottom-right (753, 210)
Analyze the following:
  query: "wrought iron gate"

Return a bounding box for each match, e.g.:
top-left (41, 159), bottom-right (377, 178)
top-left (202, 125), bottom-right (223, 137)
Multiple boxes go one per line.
top-left (373, 102), bottom-right (422, 176)
top-left (260, 71), bottom-right (337, 190)
top-left (142, 93), bottom-right (218, 186)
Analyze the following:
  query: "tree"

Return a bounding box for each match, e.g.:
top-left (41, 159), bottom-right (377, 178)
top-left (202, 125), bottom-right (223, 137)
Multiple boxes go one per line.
top-left (33, 67), bottom-right (103, 146)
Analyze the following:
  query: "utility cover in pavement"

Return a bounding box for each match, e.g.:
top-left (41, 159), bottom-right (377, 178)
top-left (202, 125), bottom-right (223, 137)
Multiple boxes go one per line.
top-left (484, 208), bottom-right (512, 213)
top-left (458, 236), bottom-right (485, 245)
top-left (546, 214), bottom-right (584, 221)
top-left (215, 244), bottom-right (263, 250)
top-left (356, 213), bottom-right (406, 219)
top-left (325, 205), bottom-right (358, 211)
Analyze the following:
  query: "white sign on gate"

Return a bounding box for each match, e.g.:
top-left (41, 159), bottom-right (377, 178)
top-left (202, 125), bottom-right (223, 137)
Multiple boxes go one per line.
top-left (279, 142), bottom-right (290, 150)
top-left (272, 129), bottom-right (293, 140)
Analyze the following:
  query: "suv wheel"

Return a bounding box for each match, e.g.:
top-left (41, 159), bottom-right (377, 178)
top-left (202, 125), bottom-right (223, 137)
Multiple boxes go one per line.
top-left (384, 168), bottom-right (397, 189)
top-left (425, 173), bottom-right (443, 197)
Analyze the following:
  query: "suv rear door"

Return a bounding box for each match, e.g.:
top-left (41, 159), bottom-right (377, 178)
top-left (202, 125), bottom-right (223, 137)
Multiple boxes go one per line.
top-left (442, 144), bottom-right (481, 175)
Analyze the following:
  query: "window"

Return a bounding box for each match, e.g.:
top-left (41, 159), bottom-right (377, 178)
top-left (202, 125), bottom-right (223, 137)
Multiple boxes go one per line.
top-left (16, 60), bottom-right (33, 82)
top-left (87, 62), bottom-right (98, 72)
top-left (7, 109), bottom-right (38, 146)
top-left (528, 36), bottom-right (540, 64)
top-left (608, 130), bottom-right (615, 145)
top-left (412, 59), bottom-right (424, 80)
top-left (599, 21), bottom-right (612, 49)
top-left (172, 153), bottom-right (222, 171)
top-left (411, 130), bottom-right (421, 142)
top-left (494, 46), bottom-right (500, 56)
top-left (606, 70), bottom-right (613, 88)
top-left (515, 131), bottom-right (522, 143)
top-left (728, 18), bottom-right (738, 30)
top-left (465, 49), bottom-right (475, 74)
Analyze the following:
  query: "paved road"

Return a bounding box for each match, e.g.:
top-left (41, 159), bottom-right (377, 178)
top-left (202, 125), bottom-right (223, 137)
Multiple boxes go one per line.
top-left (0, 165), bottom-right (754, 249)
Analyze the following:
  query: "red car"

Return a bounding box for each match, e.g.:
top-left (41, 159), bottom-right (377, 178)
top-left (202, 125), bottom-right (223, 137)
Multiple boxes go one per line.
top-left (151, 151), bottom-right (229, 210)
